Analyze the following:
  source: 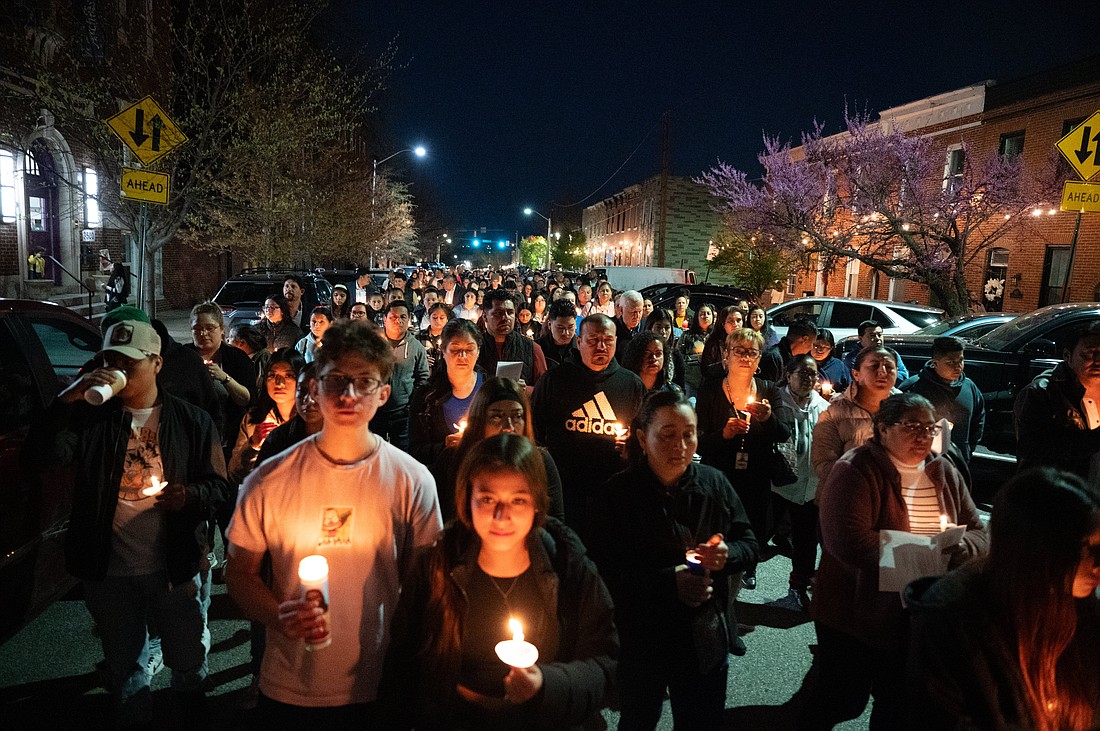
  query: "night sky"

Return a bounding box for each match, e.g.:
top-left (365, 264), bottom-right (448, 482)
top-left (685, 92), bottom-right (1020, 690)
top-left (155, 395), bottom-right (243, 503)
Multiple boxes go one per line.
top-left (317, 0), bottom-right (1096, 242)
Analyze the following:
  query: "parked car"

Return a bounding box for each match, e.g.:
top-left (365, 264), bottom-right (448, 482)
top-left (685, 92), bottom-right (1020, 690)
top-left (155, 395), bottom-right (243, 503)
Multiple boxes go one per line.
top-left (212, 268), bottom-right (333, 331)
top-left (836, 312), bottom-right (1018, 362)
top-left (645, 283), bottom-right (755, 315)
top-left (890, 302), bottom-right (1100, 455)
top-left (0, 299), bottom-right (103, 644)
top-left (768, 296), bottom-right (943, 340)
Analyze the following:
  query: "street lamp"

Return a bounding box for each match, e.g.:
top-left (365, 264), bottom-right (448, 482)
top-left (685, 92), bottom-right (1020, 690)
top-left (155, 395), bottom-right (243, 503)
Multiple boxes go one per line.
top-left (524, 207), bottom-right (552, 271)
top-left (372, 145), bottom-right (427, 267)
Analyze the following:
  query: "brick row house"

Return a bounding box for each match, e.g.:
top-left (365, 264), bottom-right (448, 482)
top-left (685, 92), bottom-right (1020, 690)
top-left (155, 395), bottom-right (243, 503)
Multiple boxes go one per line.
top-left (786, 56), bottom-right (1100, 313)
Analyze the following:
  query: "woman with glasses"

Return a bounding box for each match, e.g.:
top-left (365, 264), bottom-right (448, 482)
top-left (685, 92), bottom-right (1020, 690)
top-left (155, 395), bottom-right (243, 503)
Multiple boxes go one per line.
top-left (228, 348), bottom-right (305, 483)
top-left (747, 305), bottom-right (779, 350)
top-left (417, 302), bottom-right (456, 371)
top-left (907, 468), bottom-right (1100, 731)
top-left (676, 303), bottom-right (717, 400)
top-left (809, 328), bottom-right (851, 395)
top-left (621, 331), bottom-right (681, 395)
top-left (256, 294), bottom-right (303, 352)
top-left (701, 305), bottom-right (744, 372)
top-left (771, 355), bottom-right (831, 612)
top-left (801, 393), bottom-right (987, 730)
top-left (696, 328), bottom-right (788, 591)
top-left (812, 345), bottom-right (900, 486)
top-left (187, 302), bottom-right (257, 458)
top-left (532, 291), bottom-right (549, 324)
top-left (645, 308), bottom-right (686, 391)
top-left (409, 319), bottom-right (484, 469)
top-left (435, 377), bottom-right (564, 523)
top-left (379, 434), bottom-right (616, 730)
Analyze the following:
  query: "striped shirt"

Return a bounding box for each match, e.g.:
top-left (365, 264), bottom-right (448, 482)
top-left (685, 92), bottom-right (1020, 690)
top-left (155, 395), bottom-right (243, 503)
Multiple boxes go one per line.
top-left (891, 457), bottom-right (941, 536)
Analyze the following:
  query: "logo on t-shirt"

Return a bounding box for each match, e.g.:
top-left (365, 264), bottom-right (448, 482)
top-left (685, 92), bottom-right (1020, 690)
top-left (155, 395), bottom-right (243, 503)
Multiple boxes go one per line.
top-left (565, 391), bottom-right (621, 436)
top-left (318, 506), bottom-right (353, 546)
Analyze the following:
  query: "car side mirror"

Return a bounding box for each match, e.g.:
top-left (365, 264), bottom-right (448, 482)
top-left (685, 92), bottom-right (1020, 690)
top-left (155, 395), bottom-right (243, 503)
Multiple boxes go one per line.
top-left (1023, 338), bottom-right (1057, 357)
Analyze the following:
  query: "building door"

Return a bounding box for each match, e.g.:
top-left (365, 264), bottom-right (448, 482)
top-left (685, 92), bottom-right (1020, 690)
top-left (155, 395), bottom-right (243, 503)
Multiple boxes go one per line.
top-left (24, 140), bottom-right (61, 285)
top-left (982, 248), bottom-right (1009, 312)
top-left (1039, 246), bottom-right (1070, 308)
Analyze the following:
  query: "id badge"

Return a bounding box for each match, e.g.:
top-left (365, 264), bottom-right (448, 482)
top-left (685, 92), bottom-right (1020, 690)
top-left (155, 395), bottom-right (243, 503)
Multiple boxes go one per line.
top-left (734, 450), bottom-right (749, 470)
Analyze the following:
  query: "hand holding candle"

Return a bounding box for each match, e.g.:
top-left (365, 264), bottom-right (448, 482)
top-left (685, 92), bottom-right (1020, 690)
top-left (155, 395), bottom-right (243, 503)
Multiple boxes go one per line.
top-left (495, 618), bottom-right (539, 669)
top-left (820, 380), bottom-right (833, 398)
top-left (142, 475), bottom-right (167, 497)
top-left (692, 533), bottom-right (729, 572)
top-left (298, 555), bottom-right (332, 650)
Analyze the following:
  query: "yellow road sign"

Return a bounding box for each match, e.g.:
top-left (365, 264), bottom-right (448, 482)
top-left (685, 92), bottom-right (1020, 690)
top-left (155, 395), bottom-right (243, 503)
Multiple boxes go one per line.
top-left (120, 168), bottom-right (171, 206)
top-left (1060, 180), bottom-right (1100, 213)
top-left (1056, 110), bottom-right (1100, 181)
top-left (105, 96), bottom-right (187, 166)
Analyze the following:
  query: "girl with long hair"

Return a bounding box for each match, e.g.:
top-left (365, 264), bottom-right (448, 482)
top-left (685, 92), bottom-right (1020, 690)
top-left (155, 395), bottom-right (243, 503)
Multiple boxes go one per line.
top-left (809, 327), bottom-right (851, 395)
top-left (620, 331), bottom-right (681, 395)
top-left (417, 302), bottom-right (456, 371)
top-left (701, 305), bottom-right (744, 372)
top-left (329, 283), bottom-right (351, 319)
top-left (676, 302), bottom-right (717, 399)
top-left (908, 468), bottom-right (1100, 731)
top-left (379, 434), bottom-right (617, 730)
top-left (747, 304), bottom-right (779, 350)
top-left (228, 348), bottom-right (305, 482)
top-left (645, 307), bottom-right (686, 390)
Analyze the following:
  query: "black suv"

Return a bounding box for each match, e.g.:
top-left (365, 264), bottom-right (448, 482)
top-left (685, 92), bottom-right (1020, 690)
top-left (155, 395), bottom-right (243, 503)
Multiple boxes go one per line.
top-left (213, 269), bottom-right (333, 331)
top-left (890, 302), bottom-right (1100, 455)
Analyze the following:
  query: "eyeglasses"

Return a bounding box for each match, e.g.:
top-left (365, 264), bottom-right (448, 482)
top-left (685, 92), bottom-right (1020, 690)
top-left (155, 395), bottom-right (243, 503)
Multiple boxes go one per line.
top-left (726, 347), bottom-right (761, 360)
top-left (262, 305), bottom-right (279, 312)
top-left (317, 373), bottom-right (383, 396)
top-left (191, 325), bottom-right (220, 335)
top-left (892, 421), bottom-right (943, 438)
top-left (811, 343), bottom-right (832, 353)
top-left (486, 410), bottom-right (524, 426)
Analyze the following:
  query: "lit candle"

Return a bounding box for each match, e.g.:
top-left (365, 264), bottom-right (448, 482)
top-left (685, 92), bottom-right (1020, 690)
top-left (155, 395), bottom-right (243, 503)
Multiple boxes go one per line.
top-left (453, 419), bottom-right (467, 436)
top-left (744, 396), bottom-right (755, 427)
top-left (939, 514), bottom-right (948, 533)
top-left (142, 475), bottom-right (167, 497)
top-left (820, 381), bottom-right (833, 397)
top-left (298, 555), bottom-right (332, 651)
top-left (685, 549), bottom-right (707, 576)
top-left (494, 617), bottom-right (539, 669)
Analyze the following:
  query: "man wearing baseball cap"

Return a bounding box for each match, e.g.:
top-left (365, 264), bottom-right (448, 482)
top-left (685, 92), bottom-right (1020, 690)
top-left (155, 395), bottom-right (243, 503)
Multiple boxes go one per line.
top-left (25, 319), bottom-right (229, 728)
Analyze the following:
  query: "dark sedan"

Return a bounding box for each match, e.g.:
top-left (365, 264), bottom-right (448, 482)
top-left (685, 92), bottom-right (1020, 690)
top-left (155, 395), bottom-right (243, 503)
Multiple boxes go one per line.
top-left (0, 300), bottom-right (102, 644)
top-left (889, 303), bottom-right (1100, 455)
top-left (645, 283), bottom-right (755, 316)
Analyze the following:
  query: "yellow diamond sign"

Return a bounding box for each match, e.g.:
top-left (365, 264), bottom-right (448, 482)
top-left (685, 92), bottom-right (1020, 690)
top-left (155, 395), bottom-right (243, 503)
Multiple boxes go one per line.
top-left (105, 96), bottom-right (187, 166)
top-left (1056, 110), bottom-right (1100, 181)
top-left (120, 168), bottom-right (171, 206)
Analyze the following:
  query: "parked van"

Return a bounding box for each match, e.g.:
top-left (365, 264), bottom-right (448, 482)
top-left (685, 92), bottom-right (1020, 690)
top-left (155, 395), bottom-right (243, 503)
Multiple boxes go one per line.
top-left (594, 266), bottom-right (696, 291)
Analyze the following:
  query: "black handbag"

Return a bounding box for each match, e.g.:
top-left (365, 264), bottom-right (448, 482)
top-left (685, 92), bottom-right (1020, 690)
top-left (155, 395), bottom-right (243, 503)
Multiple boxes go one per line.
top-left (769, 443), bottom-right (798, 486)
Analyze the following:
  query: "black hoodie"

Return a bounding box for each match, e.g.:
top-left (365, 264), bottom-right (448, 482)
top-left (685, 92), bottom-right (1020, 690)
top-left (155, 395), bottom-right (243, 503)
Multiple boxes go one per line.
top-left (899, 361), bottom-right (985, 462)
top-left (531, 351), bottom-right (645, 537)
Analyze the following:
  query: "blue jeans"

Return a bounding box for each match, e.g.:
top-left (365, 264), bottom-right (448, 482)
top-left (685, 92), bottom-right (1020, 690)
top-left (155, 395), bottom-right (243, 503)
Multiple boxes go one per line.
top-left (84, 571), bottom-right (211, 724)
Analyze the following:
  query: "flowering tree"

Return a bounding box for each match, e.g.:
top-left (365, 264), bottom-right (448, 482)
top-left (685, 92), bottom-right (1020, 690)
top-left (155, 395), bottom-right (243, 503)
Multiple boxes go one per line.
top-left (698, 114), bottom-right (1061, 315)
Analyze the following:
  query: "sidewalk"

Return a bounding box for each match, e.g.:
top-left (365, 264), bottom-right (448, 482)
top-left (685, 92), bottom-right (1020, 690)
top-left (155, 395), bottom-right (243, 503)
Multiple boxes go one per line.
top-left (155, 308), bottom-right (193, 345)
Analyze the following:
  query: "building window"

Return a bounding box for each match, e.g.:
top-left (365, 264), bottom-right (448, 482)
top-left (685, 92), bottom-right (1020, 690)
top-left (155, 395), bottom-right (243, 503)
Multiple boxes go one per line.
top-left (84, 167), bottom-right (101, 227)
top-left (0, 149), bottom-right (15, 223)
top-left (786, 273), bottom-right (797, 296)
top-left (999, 131), bottom-right (1025, 160)
top-left (943, 145), bottom-right (965, 194)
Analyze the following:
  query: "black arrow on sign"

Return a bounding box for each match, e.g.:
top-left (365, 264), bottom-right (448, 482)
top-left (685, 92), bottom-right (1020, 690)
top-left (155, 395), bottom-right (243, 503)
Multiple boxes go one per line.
top-left (129, 108), bottom-right (149, 147)
top-left (1075, 126), bottom-right (1097, 164)
top-left (150, 115), bottom-right (163, 152)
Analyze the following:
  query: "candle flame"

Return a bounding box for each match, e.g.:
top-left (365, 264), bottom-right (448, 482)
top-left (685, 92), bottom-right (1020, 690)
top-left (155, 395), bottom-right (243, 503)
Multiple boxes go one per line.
top-left (746, 395), bottom-right (755, 405)
top-left (453, 419), bottom-right (467, 435)
top-left (141, 476), bottom-right (167, 497)
top-left (508, 617), bottom-right (524, 642)
top-left (298, 554), bottom-right (330, 582)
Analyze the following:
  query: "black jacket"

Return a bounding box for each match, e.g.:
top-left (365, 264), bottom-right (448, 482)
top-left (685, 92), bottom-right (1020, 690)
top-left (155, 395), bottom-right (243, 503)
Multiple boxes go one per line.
top-left (536, 333), bottom-right (575, 370)
top-left (408, 368), bottom-right (485, 469)
top-left (590, 461), bottom-right (758, 660)
top-left (531, 352), bottom-right (645, 536)
top-left (24, 392), bottom-right (229, 585)
top-left (379, 517), bottom-right (618, 730)
top-left (1014, 361), bottom-right (1100, 478)
top-left (757, 338), bottom-right (794, 383)
top-left (906, 565), bottom-right (1100, 731)
top-left (899, 362), bottom-right (985, 462)
top-left (478, 330), bottom-right (537, 384)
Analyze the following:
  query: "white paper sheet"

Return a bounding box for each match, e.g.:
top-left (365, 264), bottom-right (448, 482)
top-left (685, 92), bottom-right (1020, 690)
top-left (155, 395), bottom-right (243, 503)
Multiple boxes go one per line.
top-left (878, 525), bottom-right (966, 593)
top-left (496, 361), bottom-right (524, 380)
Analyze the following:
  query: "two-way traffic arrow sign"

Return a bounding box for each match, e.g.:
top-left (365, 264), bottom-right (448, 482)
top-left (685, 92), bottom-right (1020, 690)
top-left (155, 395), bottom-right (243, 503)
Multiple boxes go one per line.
top-left (1056, 111), bottom-right (1100, 181)
top-left (105, 96), bottom-right (187, 166)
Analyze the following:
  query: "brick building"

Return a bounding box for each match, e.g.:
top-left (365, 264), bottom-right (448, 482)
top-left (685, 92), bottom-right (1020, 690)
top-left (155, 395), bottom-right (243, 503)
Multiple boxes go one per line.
top-left (581, 175), bottom-right (729, 281)
top-left (785, 56), bottom-right (1100, 312)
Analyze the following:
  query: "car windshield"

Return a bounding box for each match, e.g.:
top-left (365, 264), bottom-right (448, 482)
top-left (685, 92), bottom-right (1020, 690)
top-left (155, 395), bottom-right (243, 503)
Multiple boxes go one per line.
top-left (913, 316), bottom-right (972, 336)
top-left (214, 281), bottom-right (284, 307)
top-left (890, 306), bottom-right (943, 328)
top-left (975, 307), bottom-right (1068, 350)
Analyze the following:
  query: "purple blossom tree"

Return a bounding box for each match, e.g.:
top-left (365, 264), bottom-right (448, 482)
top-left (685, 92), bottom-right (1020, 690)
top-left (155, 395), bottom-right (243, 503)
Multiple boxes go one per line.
top-left (698, 113), bottom-right (1061, 315)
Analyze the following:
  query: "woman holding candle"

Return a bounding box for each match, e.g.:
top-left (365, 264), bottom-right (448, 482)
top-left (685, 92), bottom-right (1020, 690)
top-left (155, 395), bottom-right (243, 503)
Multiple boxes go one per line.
top-left (409, 319), bottom-right (484, 470)
top-left (416, 302), bottom-right (455, 371)
top-left (590, 390), bottom-right (758, 730)
top-left (809, 327), bottom-right (851, 395)
top-left (695, 327), bottom-right (789, 590)
top-left (516, 305), bottom-right (542, 340)
top-left (907, 468), bottom-right (1100, 731)
top-left (811, 345), bottom-right (900, 485)
top-left (434, 377), bottom-right (564, 523)
top-left (800, 392), bottom-right (988, 730)
top-left (675, 302), bottom-right (717, 399)
top-left (380, 433), bottom-right (617, 730)
top-left (228, 348), bottom-right (305, 483)
top-left (455, 289), bottom-right (482, 322)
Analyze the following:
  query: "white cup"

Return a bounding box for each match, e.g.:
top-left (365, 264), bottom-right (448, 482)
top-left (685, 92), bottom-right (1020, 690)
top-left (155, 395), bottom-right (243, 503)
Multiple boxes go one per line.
top-left (85, 369), bottom-right (128, 405)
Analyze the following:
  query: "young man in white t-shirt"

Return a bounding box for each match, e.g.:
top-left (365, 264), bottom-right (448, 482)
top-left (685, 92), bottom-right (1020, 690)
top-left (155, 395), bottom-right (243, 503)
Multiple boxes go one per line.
top-left (227, 319), bottom-right (442, 727)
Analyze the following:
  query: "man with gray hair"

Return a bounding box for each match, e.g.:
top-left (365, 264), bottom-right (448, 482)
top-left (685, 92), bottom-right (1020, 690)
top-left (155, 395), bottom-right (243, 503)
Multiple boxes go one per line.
top-left (613, 289), bottom-right (645, 362)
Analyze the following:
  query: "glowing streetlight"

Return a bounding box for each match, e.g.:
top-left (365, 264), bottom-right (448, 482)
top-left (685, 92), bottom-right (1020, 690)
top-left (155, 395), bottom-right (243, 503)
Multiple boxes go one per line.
top-left (372, 145), bottom-right (428, 267)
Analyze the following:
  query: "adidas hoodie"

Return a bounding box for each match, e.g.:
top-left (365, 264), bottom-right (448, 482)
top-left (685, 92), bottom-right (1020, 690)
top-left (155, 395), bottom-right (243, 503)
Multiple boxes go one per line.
top-left (531, 350), bottom-right (646, 537)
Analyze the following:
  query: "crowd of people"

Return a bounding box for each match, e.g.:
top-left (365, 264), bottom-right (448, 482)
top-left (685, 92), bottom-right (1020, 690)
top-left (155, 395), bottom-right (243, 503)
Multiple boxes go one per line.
top-left (24, 263), bottom-right (1100, 730)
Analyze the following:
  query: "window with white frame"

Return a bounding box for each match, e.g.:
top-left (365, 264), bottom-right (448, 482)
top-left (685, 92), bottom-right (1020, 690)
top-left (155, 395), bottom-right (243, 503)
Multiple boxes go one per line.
top-left (0, 149), bottom-right (15, 224)
top-left (84, 167), bottom-right (101, 227)
top-left (786, 273), bottom-right (798, 295)
top-left (943, 145), bottom-right (965, 195)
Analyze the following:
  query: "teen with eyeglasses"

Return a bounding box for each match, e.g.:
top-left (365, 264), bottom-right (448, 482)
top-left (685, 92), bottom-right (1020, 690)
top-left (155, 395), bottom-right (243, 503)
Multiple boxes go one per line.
top-left (802, 392), bottom-right (988, 730)
top-left (227, 319), bottom-right (442, 727)
top-left (809, 328), bottom-right (851, 395)
top-left (256, 295), bottom-right (303, 353)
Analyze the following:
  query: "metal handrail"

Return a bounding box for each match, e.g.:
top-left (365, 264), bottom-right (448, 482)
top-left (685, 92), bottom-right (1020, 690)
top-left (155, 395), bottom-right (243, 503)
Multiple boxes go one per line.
top-left (46, 255), bottom-right (95, 318)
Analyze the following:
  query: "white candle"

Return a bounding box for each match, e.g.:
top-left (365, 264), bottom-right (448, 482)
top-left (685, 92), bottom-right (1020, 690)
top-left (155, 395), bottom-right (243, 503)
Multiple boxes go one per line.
top-left (298, 555), bottom-right (332, 650)
top-left (820, 381), bottom-right (833, 397)
top-left (453, 419), bottom-right (467, 436)
top-left (939, 514), bottom-right (948, 533)
top-left (494, 617), bottom-right (539, 669)
top-left (685, 549), bottom-right (706, 576)
top-left (141, 476), bottom-right (167, 497)
top-left (744, 396), bottom-right (755, 427)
